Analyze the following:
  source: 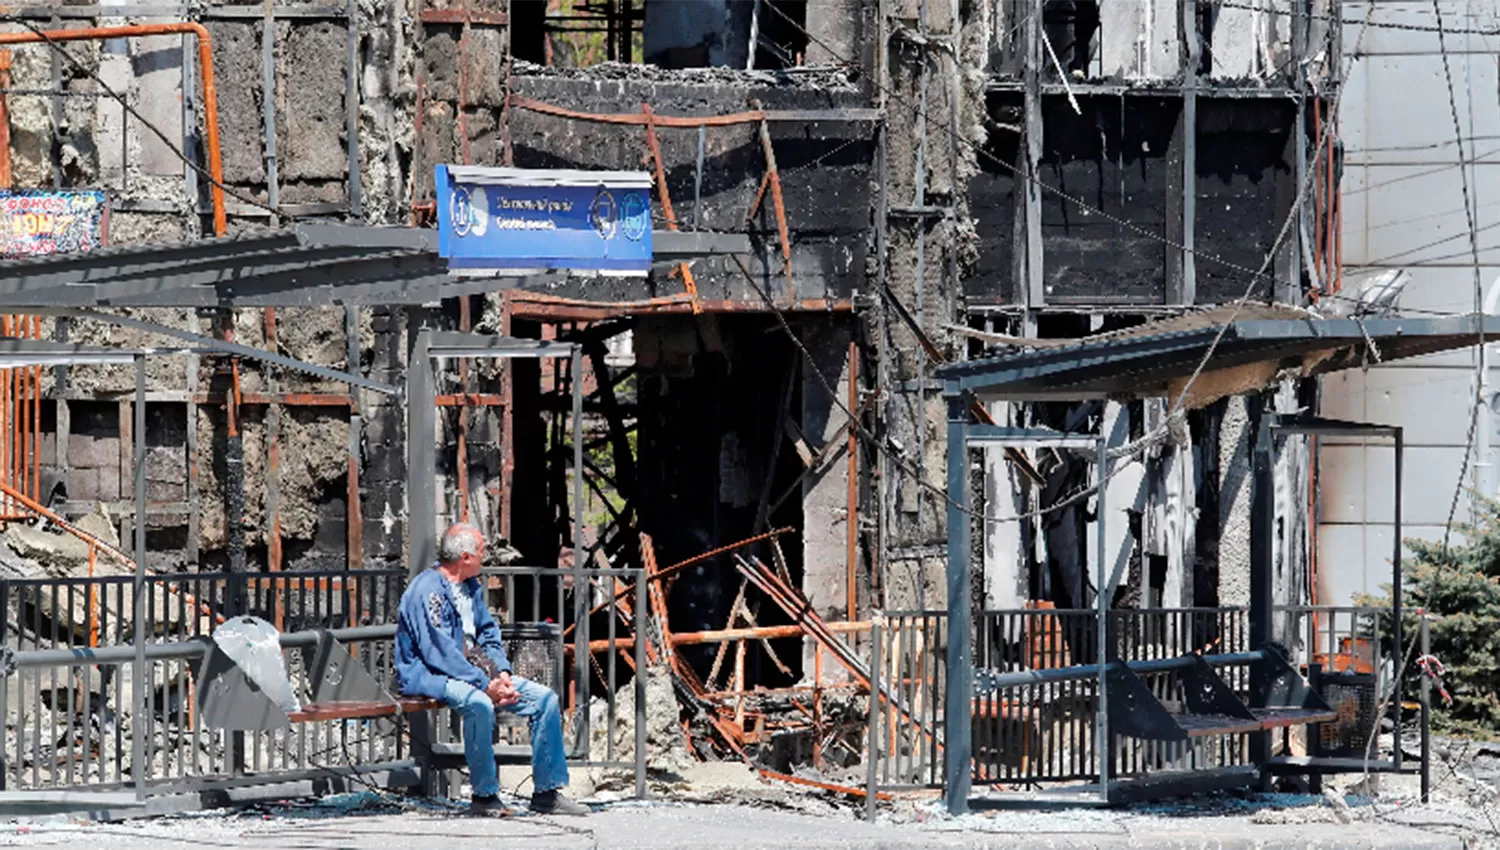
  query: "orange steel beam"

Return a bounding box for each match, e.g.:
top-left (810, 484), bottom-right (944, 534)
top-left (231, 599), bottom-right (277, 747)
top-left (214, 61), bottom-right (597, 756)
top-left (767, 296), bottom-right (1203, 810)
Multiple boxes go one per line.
top-left (758, 770), bottom-right (891, 800)
top-left (752, 108), bottom-right (794, 298)
top-left (579, 620), bottom-right (871, 654)
top-left (87, 545), bottom-right (98, 648)
top-left (0, 479), bottom-right (132, 565)
top-left (264, 308), bottom-right (283, 630)
top-left (0, 24), bottom-right (227, 236)
top-left (642, 104), bottom-right (700, 312)
top-left (435, 393), bottom-right (504, 406)
top-left (561, 526), bottom-right (798, 640)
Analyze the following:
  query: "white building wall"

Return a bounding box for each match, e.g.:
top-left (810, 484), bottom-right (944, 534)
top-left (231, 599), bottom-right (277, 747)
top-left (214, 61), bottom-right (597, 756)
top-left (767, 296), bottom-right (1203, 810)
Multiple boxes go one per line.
top-left (1326, 1), bottom-right (1500, 605)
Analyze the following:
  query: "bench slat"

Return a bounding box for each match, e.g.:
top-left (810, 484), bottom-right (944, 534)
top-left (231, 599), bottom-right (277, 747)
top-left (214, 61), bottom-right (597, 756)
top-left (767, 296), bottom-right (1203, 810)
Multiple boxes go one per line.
top-left (288, 697), bottom-right (444, 723)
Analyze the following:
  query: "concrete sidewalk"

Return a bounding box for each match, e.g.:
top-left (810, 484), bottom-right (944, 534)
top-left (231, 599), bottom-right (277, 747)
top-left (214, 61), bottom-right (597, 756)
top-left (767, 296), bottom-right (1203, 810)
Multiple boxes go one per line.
top-left (0, 799), bottom-right (1480, 850)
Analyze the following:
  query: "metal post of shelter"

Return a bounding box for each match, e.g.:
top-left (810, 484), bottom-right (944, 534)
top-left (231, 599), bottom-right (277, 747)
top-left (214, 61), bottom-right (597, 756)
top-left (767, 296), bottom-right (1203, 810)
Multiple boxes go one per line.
top-left (943, 402), bottom-right (1110, 812)
top-left (131, 354), bottom-right (146, 801)
top-left (942, 394), bottom-right (971, 814)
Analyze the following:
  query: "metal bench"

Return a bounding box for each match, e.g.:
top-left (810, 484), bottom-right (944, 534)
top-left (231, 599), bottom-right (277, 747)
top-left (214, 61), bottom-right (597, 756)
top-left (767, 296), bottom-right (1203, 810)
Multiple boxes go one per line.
top-left (196, 618), bottom-right (565, 790)
top-left (976, 644), bottom-right (1336, 743)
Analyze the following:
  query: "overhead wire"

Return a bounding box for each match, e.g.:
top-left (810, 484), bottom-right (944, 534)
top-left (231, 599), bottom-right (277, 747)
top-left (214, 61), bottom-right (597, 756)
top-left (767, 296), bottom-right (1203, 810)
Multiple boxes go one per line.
top-left (1215, 0), bottom-right (1500, 37)
top-left (737, 0), bottom-right (1375, 526)
top-left (1430, 0), bottom-right (1488, 553)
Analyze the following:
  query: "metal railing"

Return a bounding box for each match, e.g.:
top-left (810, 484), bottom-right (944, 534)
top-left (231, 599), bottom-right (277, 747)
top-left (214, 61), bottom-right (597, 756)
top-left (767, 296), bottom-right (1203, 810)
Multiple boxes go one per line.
top-left (1273, 605), bottom-right (1391, 675)
top-left (0, 570), bottom-right (409, 792)
top-left (869, 611), bottom-right (945, 790)
top-left (0, 565), bottom-right (649, 795)
top-left (867, 606), bottom-right (1252, 795)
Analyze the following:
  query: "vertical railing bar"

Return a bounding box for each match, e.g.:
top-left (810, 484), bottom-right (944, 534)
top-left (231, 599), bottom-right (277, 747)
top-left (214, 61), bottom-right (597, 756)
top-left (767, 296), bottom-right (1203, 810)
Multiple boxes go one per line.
top-left (606, 579), bottom-right (616, 764)
top-left (528, 574), bottom-right (539, 623)
top-left (930, 614), bottom-right (941, 787)
top-left (879, 623), bottom-right (889, 788)
top-left (65, 583), bottom-right (77, 787)
top-left (912, 617), bottom-right (924, 781)
top-left (866, 618), bottom-right (880, 817)
top-left (178, 579), bottom-right (188, 779)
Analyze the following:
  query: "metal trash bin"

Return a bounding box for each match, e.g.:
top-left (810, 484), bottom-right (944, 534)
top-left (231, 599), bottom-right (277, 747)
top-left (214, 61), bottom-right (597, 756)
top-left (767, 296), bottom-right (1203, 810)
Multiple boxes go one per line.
top-left (491, 623), bottom-right (565, 731)
top-left (501, 622), bottom-right (564, 692)
top-left (1317, 672), bottom-right (1378, 757)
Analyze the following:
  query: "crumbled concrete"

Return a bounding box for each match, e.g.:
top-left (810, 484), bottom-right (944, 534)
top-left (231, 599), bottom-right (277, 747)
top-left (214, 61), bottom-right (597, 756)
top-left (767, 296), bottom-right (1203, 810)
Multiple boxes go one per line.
top-left (569, 663), bottom-right (696, 798)
top-left (0, 503), bottom-right (209, 635)
top-left (276, 409), bottom-right (350, 541)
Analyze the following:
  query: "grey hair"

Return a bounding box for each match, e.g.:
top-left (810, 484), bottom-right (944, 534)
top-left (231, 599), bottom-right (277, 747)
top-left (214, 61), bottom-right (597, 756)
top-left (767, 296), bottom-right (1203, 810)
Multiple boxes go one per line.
top-left (438, 523), bottom-right (484, 564)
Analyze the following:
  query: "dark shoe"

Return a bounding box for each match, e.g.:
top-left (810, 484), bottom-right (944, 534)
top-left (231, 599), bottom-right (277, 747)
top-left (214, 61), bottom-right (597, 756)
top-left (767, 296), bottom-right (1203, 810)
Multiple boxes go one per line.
top-left (469, 794), bottom-right (512, 816)
top-left (529, 789), bottom-right (588, 816)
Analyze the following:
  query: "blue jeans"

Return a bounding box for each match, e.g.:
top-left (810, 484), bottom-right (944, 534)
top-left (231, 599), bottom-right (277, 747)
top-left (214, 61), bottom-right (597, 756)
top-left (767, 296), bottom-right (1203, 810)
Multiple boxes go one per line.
top-left (441, 676), bottom-right (570, 797)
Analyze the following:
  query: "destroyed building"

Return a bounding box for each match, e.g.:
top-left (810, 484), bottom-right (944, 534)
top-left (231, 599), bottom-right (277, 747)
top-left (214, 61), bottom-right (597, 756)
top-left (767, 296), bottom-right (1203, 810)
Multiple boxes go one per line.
top-left (0, 0), bottom-right (1353, 715)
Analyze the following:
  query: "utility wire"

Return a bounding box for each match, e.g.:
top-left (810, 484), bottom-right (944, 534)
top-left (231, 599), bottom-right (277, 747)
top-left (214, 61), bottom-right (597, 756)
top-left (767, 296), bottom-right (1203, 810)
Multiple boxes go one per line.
top-left (1431, 0), bottom-right (1487, 553)
top-left (0, 15), bottom-right (288, 222)
top-left (1341, 144), bottom-right (1500, 199)
top-left (1215, 0), bottom-right (1500, 37)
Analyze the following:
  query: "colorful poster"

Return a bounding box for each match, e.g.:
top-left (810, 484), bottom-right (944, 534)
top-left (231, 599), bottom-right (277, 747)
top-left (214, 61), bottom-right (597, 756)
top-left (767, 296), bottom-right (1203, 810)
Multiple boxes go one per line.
top-left (0, 190), bottom-right (108, 258)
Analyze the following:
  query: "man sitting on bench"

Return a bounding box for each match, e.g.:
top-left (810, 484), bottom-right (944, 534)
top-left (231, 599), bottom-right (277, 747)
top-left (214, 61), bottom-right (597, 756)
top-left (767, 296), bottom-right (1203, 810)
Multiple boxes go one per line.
top-left (396, 522), bottom-right (587, 816)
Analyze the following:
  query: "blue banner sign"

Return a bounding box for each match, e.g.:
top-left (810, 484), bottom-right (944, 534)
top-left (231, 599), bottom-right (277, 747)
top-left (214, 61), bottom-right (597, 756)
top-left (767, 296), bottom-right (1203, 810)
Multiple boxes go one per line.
top-left (436, 166), bottom-right (653, 273)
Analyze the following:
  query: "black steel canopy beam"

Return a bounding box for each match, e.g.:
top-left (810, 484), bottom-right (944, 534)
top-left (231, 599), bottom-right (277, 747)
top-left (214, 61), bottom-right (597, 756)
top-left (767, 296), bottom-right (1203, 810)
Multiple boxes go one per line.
top-left (0, 233), bottom-right (302, 294)
top-left (84, 246), bottom-right (409, 304)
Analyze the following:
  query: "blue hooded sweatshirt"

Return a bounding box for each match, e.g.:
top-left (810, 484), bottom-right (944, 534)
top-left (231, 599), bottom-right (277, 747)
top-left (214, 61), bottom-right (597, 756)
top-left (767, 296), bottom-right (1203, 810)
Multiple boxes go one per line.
top-left (395, 567), bottom-right (512, 699)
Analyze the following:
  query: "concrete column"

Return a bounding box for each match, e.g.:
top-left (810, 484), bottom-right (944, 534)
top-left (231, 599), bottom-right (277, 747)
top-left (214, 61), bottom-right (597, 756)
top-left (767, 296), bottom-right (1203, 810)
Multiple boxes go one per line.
top-left (982, 405), bottom-right (1026, 610)
top-left (1218, 396), bottom-right (1253, 606)
top-left (801, 322), bottom-right (853, 674)
top-left (805, 0), bottom-right (863, 66)
top-left (1103, 402), bottom-right (1145, 605)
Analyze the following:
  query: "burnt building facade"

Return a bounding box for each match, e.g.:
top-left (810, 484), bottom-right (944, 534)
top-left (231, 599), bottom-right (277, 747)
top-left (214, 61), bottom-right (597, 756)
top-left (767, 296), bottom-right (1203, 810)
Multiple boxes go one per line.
top-left (0, 0), bottom-right (1340, 683)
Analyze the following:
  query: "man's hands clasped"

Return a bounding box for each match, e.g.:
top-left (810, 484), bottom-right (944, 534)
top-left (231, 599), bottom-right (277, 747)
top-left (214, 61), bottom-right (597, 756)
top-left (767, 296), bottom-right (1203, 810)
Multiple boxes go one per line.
top-left (486, 672), bottom-right (520, 707)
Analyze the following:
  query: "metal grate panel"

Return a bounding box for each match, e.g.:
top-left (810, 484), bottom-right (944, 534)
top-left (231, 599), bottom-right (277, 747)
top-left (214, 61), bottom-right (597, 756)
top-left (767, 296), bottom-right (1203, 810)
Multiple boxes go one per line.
top-left (1317, 673), bottom-right (1377, 757)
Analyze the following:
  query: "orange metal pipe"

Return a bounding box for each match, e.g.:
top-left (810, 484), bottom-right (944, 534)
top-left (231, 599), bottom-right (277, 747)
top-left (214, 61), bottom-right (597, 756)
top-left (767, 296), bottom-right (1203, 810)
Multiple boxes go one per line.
top-left (87, 545), bottom-right (99, 648)
top-left (1, 317), bottom-right (7, 515)
top-left (0, 24), bottom-right (227, 236)
top-left (30, 315), bottom-right (38, 503)
top-left (0, 50), bottom-right (12, 189)
top-left (12, 334), bottom-right (20, 500)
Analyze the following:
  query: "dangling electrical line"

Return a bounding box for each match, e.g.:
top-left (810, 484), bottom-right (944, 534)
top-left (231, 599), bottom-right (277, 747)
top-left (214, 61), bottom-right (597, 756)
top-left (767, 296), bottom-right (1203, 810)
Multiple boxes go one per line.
top-left (1432, 0), bottom-right (1488, 553)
